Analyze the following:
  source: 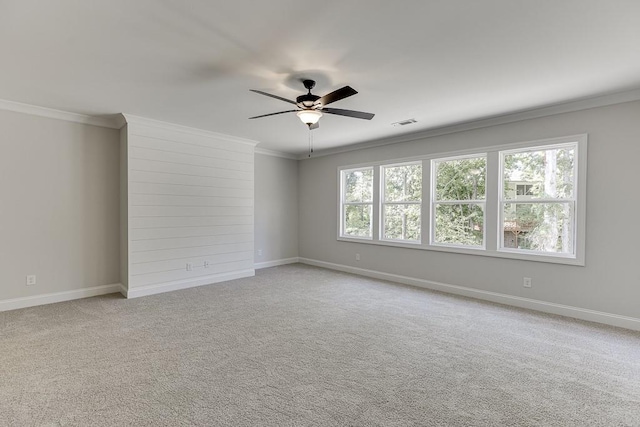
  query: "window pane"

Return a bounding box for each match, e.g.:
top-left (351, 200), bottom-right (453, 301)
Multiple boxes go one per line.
top-left (344, 205), bottom-right (372, 237)
top-left (434, 204), bottom-right (484, 246)
top-left (384, 164), bottom-right (422, 202)
top-left (344, 168), bottom-right (373, 203)
top-left (503, 146), bottom-right (574, 200)
top-left (434, 157), bottom-right (486, 201)
top-left (383, 204), bottom-right (421, 241)
top-left (502, 202), bottom-right (574, 253)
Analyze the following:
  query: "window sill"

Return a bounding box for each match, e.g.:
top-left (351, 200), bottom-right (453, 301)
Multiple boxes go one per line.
top-left (337, 237), bottom-right (584, 266)
top-left (338, 236), bottom-right (373, 242)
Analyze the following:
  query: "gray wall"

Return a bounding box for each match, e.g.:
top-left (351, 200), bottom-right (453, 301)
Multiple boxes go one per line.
top-left (298, 100), bottom-right (640, 319)
top-left (0, 109), bottom-right (120, 300)
top-left (254, 153), bottom-right (298, 264)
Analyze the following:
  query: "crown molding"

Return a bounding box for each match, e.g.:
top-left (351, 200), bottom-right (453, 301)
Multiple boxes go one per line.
top-left (120, 113), bottom-right (259, 147)
top-left (4, 86), bottom-right (639, 156)
top-left (112, 113), bottom-right (127, 129)
top-left (254, 147), bottom-right (298, 159)
top-left (0, 98), bottom-right (120, 129)
top-left (298, 87), bottom-right (640, 160)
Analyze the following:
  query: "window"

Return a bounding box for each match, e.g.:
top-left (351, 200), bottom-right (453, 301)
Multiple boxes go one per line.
top-left (431, 155), bottom-right (486, 247)
top-left (340, 167), bottom-right (373, 238)
top-left (381, 162), bottom-right (422, 242)
top-left (500, 143), bottom-right (577, 255)
top-left (337, 134), bottom-right (586, 265)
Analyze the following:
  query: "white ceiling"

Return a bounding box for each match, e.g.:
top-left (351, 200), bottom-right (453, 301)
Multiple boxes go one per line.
top-left (1, 0), bottom-right (640, 155)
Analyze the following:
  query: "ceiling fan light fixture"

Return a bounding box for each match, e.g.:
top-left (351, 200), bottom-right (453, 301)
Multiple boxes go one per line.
top-left (297, 109), bottom-right (323, 125)
top-left (249, 80), bottom-right (374, 128)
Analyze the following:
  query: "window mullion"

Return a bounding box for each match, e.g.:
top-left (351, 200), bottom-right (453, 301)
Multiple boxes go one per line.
top-left (426, 159), bottom-right (434, 246)
top-left (432, 200), bottom-right (485, 205)
top-left (503, 198), bottom-right (575, 204)
top-left (373, 166), bottom-right (380, 241)
top-left (485, 151), bottom-right (500, 251)
top-left (422, 160), bottom-right (429, 246)
top-left (344, 202), bottom-right (374, 206)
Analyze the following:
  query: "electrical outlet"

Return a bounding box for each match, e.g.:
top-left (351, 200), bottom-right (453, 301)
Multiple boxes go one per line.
top-left (26, 275), bottom-right (37, 286)
top-left (204, 261), bottom-right (210, 268)
top-left (186, 263), bottom-right (193, 271)
top-left (523, 277), bottom-right (532, 288)
top-left (355, 253), bottom-right (360, 261)
top-left (257, 249), bottom-right (262, 256)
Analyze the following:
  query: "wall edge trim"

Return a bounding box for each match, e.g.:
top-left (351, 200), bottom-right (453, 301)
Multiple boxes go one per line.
top-left (298, 258), bottom-right (640, 331)
top-left (0, 98), bottom-right (120, 129)
top-left (255, 147), bottom-right (298, 159)
top-left (121, 113), bottom-right (260, 147)
top-left (126, 269), bottom-right (255, 298)
top-left (0, 283), bottom-right (123, 312)
top-left (254, 257), bottom-right (300, 269)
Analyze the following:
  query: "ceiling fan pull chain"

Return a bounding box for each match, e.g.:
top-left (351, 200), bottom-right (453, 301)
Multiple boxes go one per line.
top-left (308, 129), bottom-right (313, 157)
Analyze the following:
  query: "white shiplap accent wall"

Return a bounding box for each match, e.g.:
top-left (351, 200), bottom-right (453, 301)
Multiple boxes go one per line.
top-left (120, 116), bottom-right (258, 297)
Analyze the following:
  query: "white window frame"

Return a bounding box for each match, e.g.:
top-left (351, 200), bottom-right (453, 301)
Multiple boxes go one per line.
top-left (380, 161), bottom-right (423, 243)
top-left (339, 166), bottom-right (374, 240)
top-left (430, 154), bottom-right (487, 249)
top-left (336, 134), bottom-right (587, 266)
top-left (498, 142), bottom-right (579, 258)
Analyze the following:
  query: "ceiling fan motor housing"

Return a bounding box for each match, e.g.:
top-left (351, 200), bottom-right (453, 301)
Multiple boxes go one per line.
top-left (296, 79), bottom-right (320, 110)
top-left (296, 93), bottom-right (320, 108)
top-left (297, 80), bottom-right (320, 108)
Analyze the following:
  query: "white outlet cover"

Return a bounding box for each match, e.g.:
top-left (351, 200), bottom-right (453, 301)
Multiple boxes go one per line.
top-left (26, 275), bottom-right (37, 286)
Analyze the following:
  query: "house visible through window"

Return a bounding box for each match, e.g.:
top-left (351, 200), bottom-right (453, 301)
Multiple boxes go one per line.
top-left (337, 135), bottom-right (585, 265)
top-left (516, 184), bottom-right (534, 196)
top-left (500, 143), bottom-right (577, 254)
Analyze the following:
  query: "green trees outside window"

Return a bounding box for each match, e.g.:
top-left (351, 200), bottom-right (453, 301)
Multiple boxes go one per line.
top-left (382, 163), bottom-right (422, 241)
top-left (501, 145), bottom-right (575, 254)
top-left (338, 136), bottom-right (583, 263)
top-left (432, 156), bottom-right (487, 246)
top-left (342, 168), bottom-right (373, 237)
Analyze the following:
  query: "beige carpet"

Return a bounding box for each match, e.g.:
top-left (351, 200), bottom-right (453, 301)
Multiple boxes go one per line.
top-left (1, 264), bottom-right (639, 426)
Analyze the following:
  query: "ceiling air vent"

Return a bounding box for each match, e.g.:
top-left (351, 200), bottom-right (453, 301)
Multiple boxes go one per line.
top-left (392, 118), bottom-right (417, 127)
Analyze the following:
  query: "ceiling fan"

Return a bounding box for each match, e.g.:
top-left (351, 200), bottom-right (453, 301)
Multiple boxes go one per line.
top-left (249, 79), bottom-right (374, 129)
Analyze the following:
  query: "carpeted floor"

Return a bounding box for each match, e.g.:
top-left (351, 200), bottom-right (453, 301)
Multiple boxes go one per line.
top-left (1, 264), bottom-right (639, 426)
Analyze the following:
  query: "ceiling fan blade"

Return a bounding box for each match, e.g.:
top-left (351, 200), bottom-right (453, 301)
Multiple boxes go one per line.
top-left (322, 108), bottom-right (375, 120)
top-left (249, 90), bottom-right (297, 105)
top-left (248, 110), bottom-right (298, 119)
top-left (317, 86), bottom-right (358, 106)
top-left (309, 122), bottom-right (319, 130)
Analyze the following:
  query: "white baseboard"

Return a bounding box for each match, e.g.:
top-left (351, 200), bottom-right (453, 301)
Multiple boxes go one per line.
top-left (0, 283), bottom-right (122, 313)
top-left (254, 257), bottom-right (300, 270)
top-left (125, 269), bottom-right (255, 299)
top-left (298, 258), bottom-right (640, 331)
